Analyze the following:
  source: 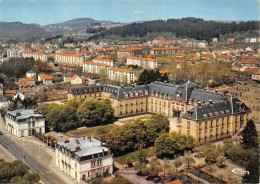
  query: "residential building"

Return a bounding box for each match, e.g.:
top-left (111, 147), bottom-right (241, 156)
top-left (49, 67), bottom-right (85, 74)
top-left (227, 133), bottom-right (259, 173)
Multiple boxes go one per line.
top-left (5, 109), bottom-right (45, 137)
top-left (38, 73), bottom-right (45, 82)
top-left (217, 55), bottom-right (232, 62)
top-left (68, 82), bottom-right (251, 143)
top-left (108, 68), bottom-right (135, 84)
top-left (19, 78), bottom-right (35, 86)
top-left (117, 49), bottom-right (134, 59)
top-left (55, 53), bottom-right (85, 67)
top-left (126, 57), bottom-right (157, 69)
top-left (26, 70), bottom-right (36, 78)
top-left (64, 73), bottom-right (74, 83)
top-left (22, 52), bottom-right (48, 62)
top-left (7, 49), bottom-right (22, 59)
top-left (252, 70), bottom-right (260, 82)
top-left (43, 76), bottom-right (53, 86)
top-left (71, 75), bottom-right (83, 84)
top-left (83, 62), bottom-right (110, 75)
top-left (93, 58), bottom-right (114, 67)
top-left (150, 47), bottom-right (181, 56)
top-left (56, 137), bottom-right (113, 182)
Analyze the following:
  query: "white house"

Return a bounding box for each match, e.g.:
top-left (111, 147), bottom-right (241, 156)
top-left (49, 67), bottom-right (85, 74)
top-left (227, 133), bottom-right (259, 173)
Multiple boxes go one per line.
top-left (26, 70), bottom-right (36, 78)
top-left (43, 75), bottom-right (53, 86)
top-left (108, 68), bottom-right (135, 84)
top-left (38, 73), bottom-right (45, 82)
top-left (56, 137), bottom-right (113, 183)
top-left (7, 49), bottom-right (22, 59)
top-left (64, 73), bottom-right (74, 83)
top-left (71, 75), bottom-right (83, 84)
top-left (5, 109), bottom-right (45, 137)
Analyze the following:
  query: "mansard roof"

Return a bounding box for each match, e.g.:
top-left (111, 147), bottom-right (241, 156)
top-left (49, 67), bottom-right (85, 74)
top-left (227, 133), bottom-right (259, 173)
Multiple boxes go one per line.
top-left (182, 97), bottom-right (251, 121)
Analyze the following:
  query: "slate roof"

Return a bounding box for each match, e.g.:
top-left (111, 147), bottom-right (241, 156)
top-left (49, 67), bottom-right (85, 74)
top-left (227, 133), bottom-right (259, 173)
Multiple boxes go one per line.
top-left (7, 109), bottom-right (44, 122)
top-left (182, 97), bottom-right (251, 121)
top-left (57, 137), bottom-right (108, 158)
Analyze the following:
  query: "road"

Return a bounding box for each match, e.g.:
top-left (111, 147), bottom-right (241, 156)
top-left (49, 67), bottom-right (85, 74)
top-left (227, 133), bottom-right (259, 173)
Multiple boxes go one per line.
top-left (0, 134), bottom-right (66, 184)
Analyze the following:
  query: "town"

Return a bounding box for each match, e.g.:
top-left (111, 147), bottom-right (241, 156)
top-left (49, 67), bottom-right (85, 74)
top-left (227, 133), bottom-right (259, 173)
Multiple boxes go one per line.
top-left (0, 2), bottom-right (259, 184)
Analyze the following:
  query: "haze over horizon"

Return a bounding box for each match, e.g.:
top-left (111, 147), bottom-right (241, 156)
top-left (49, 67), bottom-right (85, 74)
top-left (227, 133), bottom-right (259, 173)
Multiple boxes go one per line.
top-left (0, 0), bottom-right (259, 25)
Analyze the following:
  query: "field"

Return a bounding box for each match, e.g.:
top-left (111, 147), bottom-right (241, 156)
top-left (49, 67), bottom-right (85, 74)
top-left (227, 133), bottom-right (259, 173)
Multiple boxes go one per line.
top-left (66, 124), bottom-right (116, 137)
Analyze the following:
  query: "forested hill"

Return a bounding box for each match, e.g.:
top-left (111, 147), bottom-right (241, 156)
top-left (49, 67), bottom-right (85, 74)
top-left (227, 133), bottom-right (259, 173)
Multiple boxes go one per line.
top-left (89, 17), bottom-right (260, 41)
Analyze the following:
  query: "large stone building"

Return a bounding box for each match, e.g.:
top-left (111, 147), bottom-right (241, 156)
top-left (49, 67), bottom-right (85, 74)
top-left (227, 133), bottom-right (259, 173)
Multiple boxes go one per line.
top-left (68, 82), bottom-right (251, 142)
top-left (56, 137), bottom-right (113, 183)
top-left (5, 109), bottom-right (45, 137)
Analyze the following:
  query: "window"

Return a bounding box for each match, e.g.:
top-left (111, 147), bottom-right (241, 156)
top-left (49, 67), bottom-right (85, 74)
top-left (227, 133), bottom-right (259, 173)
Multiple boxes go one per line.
top-left (91, 161), bottom-right (96, 168)
top-left (199, 123), bottom-right (201, 130)
top-left (187, 130), bottom-right (190, 135)
top-left (187, 121), bottom-right (190, 129)
top-left (216, 119), bottom-right (218, 126)
top-left (211, 120), bottom-right (213, 128)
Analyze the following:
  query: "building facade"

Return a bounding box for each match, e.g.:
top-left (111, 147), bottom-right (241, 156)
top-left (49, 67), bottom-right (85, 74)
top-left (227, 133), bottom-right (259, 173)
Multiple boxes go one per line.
top-left (126, 57), bottom-right (157, 69)
top-left (22, 52), bottom-right (48, 62)
top-left (5, 109), bottom-right (45, 137)
top-left (83, 62), bottom-right (110, 75)
top-left (56, 137), bottom-right (113, 183)
top-left (55, 53), bottom-right (85, 67)
top-left (92, 58), bottom-right (114, 67)
top-left (7, 49), bottom-right (22, 59)
top-left (108, 68), bottom-right (135, 84)
top-left (68, 82), bottom-right (251, 142)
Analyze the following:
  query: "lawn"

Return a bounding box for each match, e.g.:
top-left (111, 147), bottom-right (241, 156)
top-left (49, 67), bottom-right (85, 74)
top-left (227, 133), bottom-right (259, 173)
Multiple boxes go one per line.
top-left (66, 124), bottom-right (116, 137)
top-left (190, 169), bottom-right (223, 183)
top-left (179, 174), bottom-right (203, 184)
top-left (114, 147), bottom-right (155, 165)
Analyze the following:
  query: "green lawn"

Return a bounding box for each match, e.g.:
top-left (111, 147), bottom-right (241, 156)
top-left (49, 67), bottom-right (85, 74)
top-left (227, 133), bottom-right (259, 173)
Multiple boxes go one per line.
top-left (114, 147), bottom-right (155, 165)
top-left (67, 124), bottom-right (116, 137)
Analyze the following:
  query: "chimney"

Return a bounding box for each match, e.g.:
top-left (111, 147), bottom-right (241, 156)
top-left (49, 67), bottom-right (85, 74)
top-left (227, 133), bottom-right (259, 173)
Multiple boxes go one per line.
top-left (16, 111), bottom-right (21, 116)
top-left (87, 136), bottom-right (92, 142)
top-left (65, 139), bottom-right (69, 143)
top-left (209, 100), bottom-right (213, 104)
top-left (75, 138), bottom-right (79, 144)
top-left (75, 145), bottom-right (81, 151)
top-left (121, 85), bottom-right (124, 89)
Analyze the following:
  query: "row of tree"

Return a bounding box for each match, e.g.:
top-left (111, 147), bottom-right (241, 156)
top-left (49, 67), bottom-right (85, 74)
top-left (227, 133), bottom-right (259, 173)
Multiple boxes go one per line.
top-left (39, 98), bottom-right (114, 132)
top-left (137, 69), bottom-right (168, 85)
top-left (95, 114), bottom-right (196, 157)
top-left (0, 58), bottom-right (52, 78)
top-left (0, 160), bottom-right (40, 184)
top-left (89, 17), bottom-right (259, 41)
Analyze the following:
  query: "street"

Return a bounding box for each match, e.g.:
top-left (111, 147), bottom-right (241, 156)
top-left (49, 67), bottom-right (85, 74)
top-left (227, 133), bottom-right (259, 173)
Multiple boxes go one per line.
top-left (0, 134), bottom-right (66, 184)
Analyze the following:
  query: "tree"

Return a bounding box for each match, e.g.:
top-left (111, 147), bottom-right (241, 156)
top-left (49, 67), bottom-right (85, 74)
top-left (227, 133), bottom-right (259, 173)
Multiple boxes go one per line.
top-left (155, 133), bottom-right (176, 158)
top-left (183, 152), bottom-right (196, 170)
top-left (204, 147), bottom-right (219, 163)
top-left (174, 157), bottom-right (183, 169)
top-left (23, 172), bottom-right (40, 184)
top-left (77, 98), bottom-right (114, 126)
top-left (162, 158), bottom-right (171, 177)
top-left (216, 155), bottom-right (226, 168)
top-left (241, 119), bottom-right (258, 148)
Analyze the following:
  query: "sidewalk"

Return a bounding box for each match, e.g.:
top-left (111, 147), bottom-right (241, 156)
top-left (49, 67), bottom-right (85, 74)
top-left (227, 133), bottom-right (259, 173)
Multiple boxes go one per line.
top-left (0, 116), bottom-right (77, 184)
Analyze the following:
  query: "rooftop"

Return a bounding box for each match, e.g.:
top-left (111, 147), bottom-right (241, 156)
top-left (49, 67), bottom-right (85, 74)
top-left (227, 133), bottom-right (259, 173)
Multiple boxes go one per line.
top-left (7, 109), bottom-right (44, 121)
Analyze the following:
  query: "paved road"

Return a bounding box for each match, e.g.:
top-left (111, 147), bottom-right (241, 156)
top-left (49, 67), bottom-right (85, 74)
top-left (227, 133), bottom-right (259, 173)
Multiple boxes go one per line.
top-left (0, 134), bottom-right (66, 184)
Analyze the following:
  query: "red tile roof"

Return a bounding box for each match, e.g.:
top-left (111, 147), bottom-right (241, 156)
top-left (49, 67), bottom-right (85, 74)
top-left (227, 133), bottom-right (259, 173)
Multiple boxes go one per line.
top-left (22, 51), bottom-right (45, 55)
top-left (72, 75), bottom-right (78, 80)
top-left (110, 68), bottom-right (134, 73)
top-left (93, 58), bottom-right (113, 62)
top-left (151, 47), bottom-right (181, 51)
top-left (44, 75), bottom-right (53, 80)
top-left (5, 90), bottom-right (16, 94)
top-left (56, 53), bottom-right (82, 57)
top-left (166, 180), bottom-right (182, 184)
top-left (128, 57), bottom-right (156, 62)
top-left (218, 55), bottom-right (231, 59)
top-left (84, 62), bottom-right (109, 67)
top-left (160, 70), bottom-right (174, 74)
top-left (19, 78), bottom-right (35, 82)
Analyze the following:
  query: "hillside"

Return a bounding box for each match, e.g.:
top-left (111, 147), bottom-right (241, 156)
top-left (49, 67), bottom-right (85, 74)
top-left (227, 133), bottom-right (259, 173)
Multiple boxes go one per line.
top-left (89, 17), bottom-right (260, 42)
top-left (0, 22), bottom-right (52, 41)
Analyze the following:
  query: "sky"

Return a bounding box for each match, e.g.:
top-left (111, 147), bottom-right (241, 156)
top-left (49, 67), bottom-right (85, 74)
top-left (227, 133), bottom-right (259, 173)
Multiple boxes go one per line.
top-left (0, 0), bottom-right (259, 25)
